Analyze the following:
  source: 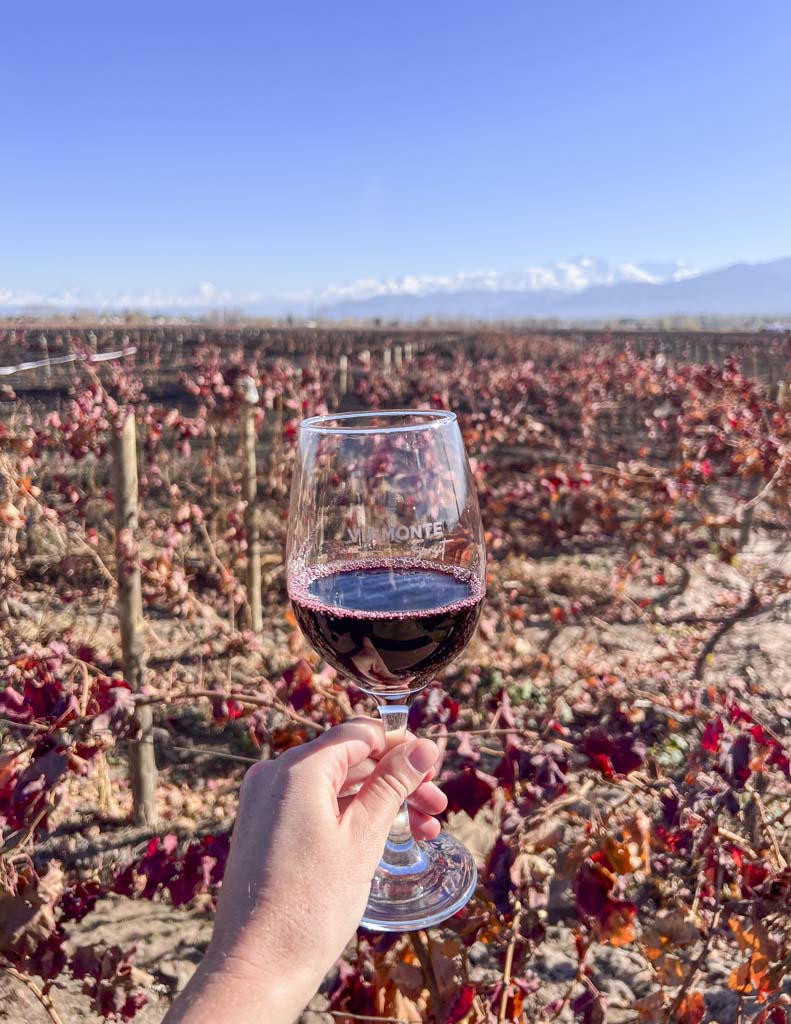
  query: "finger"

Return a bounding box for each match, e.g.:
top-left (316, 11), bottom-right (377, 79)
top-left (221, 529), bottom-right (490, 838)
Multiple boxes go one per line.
top-left (283, 718), bottom-right (390, 794)
top-left (343, 739), bottom-right (440, 844)
top-left (408, 781), bottom-right (448, 817)
top-left (338, 778), bottom-right (446, 816)
top-left (338, 733), bottom-right (425, 794)
top-left (306, 717), bottom-right (387, 764)
top-left (408, 807), bottom-right (442, 841)
top-left (338, 757), bottom-right (377, 795)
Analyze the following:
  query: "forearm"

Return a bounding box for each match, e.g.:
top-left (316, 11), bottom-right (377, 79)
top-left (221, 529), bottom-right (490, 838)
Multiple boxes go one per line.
top-left (163, 951), bottom-right (309, 1024)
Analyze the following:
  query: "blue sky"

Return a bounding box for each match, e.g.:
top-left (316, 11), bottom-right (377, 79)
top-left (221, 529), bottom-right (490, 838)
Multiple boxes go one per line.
top-left (2, 0), bottom-right (790, 304)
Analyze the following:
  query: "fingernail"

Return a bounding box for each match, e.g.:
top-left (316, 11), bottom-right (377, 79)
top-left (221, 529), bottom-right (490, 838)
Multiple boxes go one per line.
top-left (408, 740), bottom-right (437, 774)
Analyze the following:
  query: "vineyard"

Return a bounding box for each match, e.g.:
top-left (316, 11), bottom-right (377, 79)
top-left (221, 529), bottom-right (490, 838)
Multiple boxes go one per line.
top-left (1, 324), bottom-right (790, 1024)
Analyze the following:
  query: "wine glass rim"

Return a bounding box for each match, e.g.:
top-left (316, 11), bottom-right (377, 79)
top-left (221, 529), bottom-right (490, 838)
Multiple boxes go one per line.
top-left (300, 409), bottom-right (458, 435)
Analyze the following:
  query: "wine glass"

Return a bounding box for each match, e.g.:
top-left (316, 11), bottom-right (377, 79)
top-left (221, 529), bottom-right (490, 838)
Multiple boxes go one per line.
top-left (286, 409), bottom-right (486, 931)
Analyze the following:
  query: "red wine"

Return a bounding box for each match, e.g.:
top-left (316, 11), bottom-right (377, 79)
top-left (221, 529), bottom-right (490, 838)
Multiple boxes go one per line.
top-left (289, 558), bottom-right (484, 696)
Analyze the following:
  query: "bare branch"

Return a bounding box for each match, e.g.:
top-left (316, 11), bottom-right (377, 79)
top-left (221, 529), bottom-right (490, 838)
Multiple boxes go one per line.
top-left (0, 964), bottom-right (66, 1024)
top-left (692, 586), bottom-right (761, 681)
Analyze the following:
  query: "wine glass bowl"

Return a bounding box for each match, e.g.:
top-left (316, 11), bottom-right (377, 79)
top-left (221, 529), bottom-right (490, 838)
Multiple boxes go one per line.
top-left (286, 409), bottom-right (486, 930)
top-left (288, 556), bottom-right (483, 699)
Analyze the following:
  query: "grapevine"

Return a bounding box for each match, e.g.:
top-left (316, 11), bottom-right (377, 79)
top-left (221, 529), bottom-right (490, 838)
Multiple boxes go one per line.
top-left (1, 325), bottom-right (789, 1023)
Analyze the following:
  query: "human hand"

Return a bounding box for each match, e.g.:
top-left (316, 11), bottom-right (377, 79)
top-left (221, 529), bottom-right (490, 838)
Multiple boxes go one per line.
top-left (165, 718), bottom-right (445, 1024)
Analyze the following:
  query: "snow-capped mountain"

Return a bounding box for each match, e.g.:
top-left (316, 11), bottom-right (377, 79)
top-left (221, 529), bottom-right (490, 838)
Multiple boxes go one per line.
top-left (0, 259), bottom-right (697, 315)
top-left (311, 258), bottom-right (697, 305)
top-left (2, 257), bottom-right (790, 320)
top-left (317, 258), bottom-right (791, 321)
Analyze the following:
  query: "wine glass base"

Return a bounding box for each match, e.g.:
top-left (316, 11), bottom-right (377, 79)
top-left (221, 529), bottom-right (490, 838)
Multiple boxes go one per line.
top-left (360, 832), bottom-right (477, 932)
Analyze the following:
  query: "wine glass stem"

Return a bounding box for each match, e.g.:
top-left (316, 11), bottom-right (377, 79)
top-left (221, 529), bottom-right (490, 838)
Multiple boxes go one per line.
top-left (378, 700), bottom-right (425, 871)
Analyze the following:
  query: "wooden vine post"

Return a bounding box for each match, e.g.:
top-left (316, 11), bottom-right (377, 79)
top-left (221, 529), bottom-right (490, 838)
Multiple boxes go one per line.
top-left (111, 408), bottom-right (157, 826)
top-left (240, 377), bottom-right (263, 634)
top-left (39, 333), bottom-right (52, 387)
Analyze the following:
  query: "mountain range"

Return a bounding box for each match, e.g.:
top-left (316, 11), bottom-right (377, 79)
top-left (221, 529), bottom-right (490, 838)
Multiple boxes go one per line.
top-left (2, 257), bottom-right (790, 322)
top-left (316, 257), bottom-right (791, 322)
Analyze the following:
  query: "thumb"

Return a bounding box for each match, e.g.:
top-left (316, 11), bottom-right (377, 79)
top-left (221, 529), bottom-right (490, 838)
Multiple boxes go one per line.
top-left (344, 738), bottom-right (439, 845)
